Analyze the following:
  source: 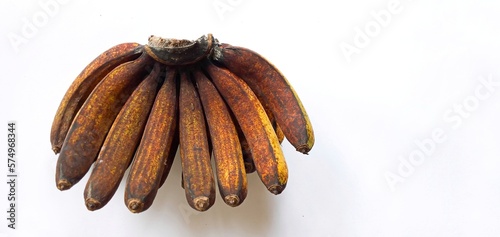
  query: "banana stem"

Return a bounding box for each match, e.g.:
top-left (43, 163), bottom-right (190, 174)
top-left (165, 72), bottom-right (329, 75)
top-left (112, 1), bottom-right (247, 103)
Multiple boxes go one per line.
top-left (144, 34), bottom-right (215, 66)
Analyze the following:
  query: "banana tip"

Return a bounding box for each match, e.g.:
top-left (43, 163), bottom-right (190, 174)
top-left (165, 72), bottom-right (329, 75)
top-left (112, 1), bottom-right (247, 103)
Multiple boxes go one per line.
top-left (268, 185), bottom-right (285, 195)
top-left (296, 145), bottom-right (311, 155)
top-left (52, 146), bottom-right (60, 154)
top-left (57, 180), bottom-right (72, 191)
top-left (243, 162), bottom-right (255, 173)
top-left (127, 199), bottom-right (144, 213)
top-left (193, 196), bottom-right (211, 211)
top-left (224, 195), bottom-right (241, 207)
top-left (85, 198), bottom-right (101, 211)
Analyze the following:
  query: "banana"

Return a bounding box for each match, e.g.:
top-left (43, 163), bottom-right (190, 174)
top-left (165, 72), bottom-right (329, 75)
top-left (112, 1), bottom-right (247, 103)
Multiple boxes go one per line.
top-left (50, 43), bottom-right (143, 154)
top-left (194, 69), bottom-right (247, 207)
top-left (55, 53), bottom-right (153, 191)
top-left (241, 137), bottom-right (256, 174)
top-left (203, 60), bottom-right (288, 195)
top-left (212, 44), bottom-right (314, 154)
top-left (275, 123), bottom-right (285, 144)
top-left (178, 70), bottom-right (215, 211)
top-left (158, 127), bottom-right (179, 189)
top-left (234, 106), bottom-right (282, 174)
top-left (228, 109), bottom-right (256, 174)
top-left (263, 104), bottom-right (285, 144)
top-left (124, 67), bottom-right (178, 213)
top-left (84, 62), bottom-right (162, 211)
top-left (52, 34), bottom-right (314, 213)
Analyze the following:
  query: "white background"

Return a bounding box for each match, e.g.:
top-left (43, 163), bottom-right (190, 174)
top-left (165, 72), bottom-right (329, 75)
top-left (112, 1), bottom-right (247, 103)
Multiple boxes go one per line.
top-left (2, 0), bottom-right (500, 236)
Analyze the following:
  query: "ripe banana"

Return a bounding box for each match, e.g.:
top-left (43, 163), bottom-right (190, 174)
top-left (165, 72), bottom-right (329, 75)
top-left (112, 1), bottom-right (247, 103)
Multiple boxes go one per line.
top-left (56, 53), bottom-right (153, 191)
top-left (212, 44), bottom-right (314, 154)
top-left (194, 69), bottom-right (247, 207)
top-left (231, 112), bottom-right (256, 174)
top-left (125, 68), bottom-right (178, 213)
top-left (235, 112), bottom-right (283, 174)
top-left (203, 60), bottom-right (288, 195)
top-left (241, 139), bottom-right (256, 174)
top-left (230, 98), bottom-right (283, 174)
top-left (275, 123), bottom-right (285, 144)
top-left (84, 62), bottom-right (162, 211)
top-left (265, 106), bottom-right (285, 144)
top-left (159, 126), bottom-right (179, 189)
top-left (50, 43), bottom-right (143, 154)
top-left (179, 70), bottom-right (215, 211)
top-left (52, 34), bottom-right (314, 213)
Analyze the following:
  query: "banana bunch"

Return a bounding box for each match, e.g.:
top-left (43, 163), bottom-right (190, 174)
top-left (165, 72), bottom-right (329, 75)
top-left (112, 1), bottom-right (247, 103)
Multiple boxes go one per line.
top-left (51, 34), bottom-right (314, 213)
